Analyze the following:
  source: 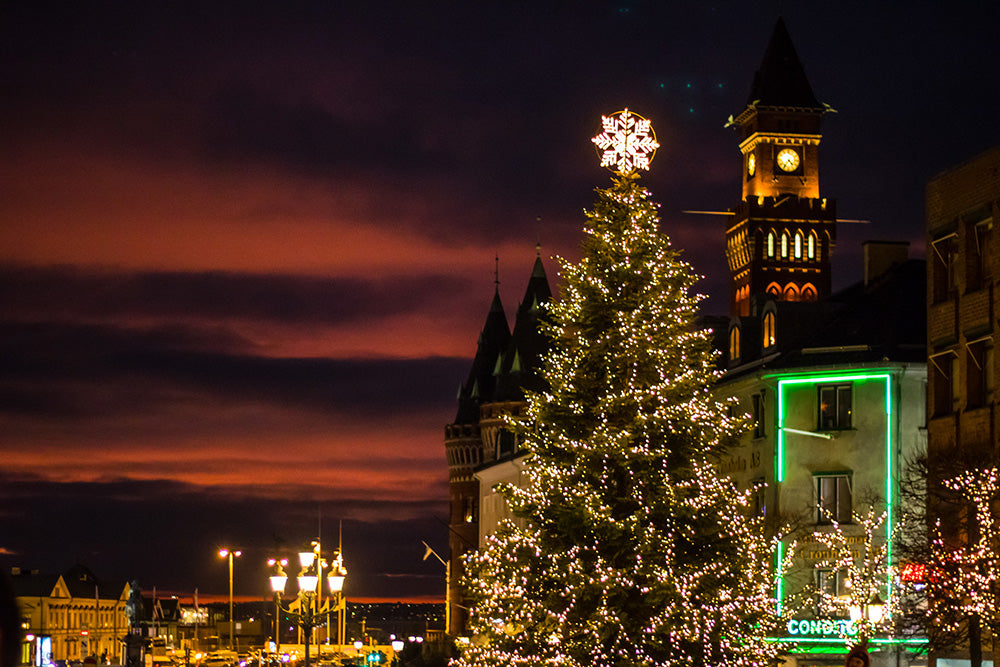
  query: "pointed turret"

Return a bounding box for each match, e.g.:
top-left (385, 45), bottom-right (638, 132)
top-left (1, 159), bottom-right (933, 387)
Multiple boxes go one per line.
top-left (453, 288), bottom-right (511, 423)
top-left (495, 252), bottom-right (553, 401)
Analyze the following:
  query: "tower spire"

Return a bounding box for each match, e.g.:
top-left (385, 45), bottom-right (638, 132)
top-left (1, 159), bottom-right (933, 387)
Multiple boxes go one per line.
top-left (724, 17), bottom-right (837, 317)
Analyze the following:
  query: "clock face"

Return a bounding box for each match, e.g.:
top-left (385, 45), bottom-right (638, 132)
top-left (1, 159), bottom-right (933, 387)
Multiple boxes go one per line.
top-left (747, 152), bottom-right (756, 176)
top-left (776, 148), bottom-right (800, 172)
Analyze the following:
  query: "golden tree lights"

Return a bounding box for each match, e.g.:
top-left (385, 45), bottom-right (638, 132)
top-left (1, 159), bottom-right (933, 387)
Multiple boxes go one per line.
top-left (455, 130), bottom-right (788, 667)
top-left (809, 504), bottom-right (896, 647)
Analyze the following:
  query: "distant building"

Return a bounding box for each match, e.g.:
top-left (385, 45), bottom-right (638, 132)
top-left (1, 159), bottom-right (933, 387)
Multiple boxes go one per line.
top-left (925, 144), bottom-right (1000, 666)
top-left (443, 252), bottom-right (551, 636)
top-left (11, 564), bottom-right (130, 666)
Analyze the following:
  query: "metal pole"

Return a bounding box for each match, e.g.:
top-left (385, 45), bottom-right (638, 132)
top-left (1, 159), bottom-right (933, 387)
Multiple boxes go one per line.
top-left (274, 595), bottom-right (281, 656)
top-left (303, 598), bottom-right (311, 667)
top-left (228, 554), bottom-right (235, 652)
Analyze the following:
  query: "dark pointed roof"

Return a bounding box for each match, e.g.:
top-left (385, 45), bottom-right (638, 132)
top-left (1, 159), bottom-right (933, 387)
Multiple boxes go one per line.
top-left (745, 18), bottom-right (822, 110)
top-left (453, 287), bottom-right (511, 423)
top-left (495, 254), bottom-right (553, 401)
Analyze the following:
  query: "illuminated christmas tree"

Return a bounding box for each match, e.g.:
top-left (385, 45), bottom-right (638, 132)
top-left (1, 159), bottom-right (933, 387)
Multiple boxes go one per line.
top-left (457, 115), bottom-right (784, 667)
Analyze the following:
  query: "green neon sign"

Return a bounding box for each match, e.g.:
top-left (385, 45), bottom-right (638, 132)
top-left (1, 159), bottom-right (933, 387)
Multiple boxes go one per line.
top-left (773, 372), bottom-right (895, 614)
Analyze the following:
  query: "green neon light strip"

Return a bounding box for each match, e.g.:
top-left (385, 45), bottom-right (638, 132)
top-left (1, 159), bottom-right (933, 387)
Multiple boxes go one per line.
top-left (774, 372), bottom-right (894, 615)
top-left (771, 636), bottom-right (927, 646)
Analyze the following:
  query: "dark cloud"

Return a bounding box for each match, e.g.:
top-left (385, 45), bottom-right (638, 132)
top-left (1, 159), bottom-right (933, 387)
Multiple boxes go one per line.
top-left (0, 320), bottom-right (467, 420)
top-left (0, 473), bottom-right (449, 600)
top-left (0, 265), bottom-right (466, 326)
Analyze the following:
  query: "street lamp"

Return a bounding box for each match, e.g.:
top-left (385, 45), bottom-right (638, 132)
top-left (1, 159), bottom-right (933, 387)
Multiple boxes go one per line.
top-left (849, 592), bottom-right (886, 624)
top-left (218, 548), bottom-right (242, 651)
top-left (849, 592), bottom-right (886, 655)
top-left (267, 559), bottom-right (288, 655)
top-left (269, 548), bottom-right (347, 667)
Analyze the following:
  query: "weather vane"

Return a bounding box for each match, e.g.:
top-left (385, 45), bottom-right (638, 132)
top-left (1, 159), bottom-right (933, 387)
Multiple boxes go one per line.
top-left (591, 108), bottom-right (659, 174)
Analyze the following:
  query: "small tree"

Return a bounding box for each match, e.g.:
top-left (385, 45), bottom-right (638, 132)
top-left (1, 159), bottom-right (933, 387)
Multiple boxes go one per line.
top-left (925, 467), bottom-right (1000, 667)
top-left (809, 502), bottom-right (898, 651)
top-left (456, 173), bottom-right (787, 667)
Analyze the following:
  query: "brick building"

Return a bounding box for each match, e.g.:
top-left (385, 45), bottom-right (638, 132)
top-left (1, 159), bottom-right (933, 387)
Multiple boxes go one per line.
top-left (926, 145), bottom-right (1000, 464)
top-left (925, 145), bottom-right (1000, 667)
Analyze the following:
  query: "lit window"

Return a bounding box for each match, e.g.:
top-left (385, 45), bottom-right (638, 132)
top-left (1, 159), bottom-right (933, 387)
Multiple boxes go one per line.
top-left (767, 232), bottom-right (776, 258)
top-left (818, 384), bottom-right (852, 430)
top-left (807, 233), bottom-right (816, 259)
top-left (783, 283), bottom-right (799, 301)
top-left (801, 284), bottom-right (817, 301)
top-left (816, 474), bottom-right (852, 524)
top-left (780, 233), bottom-right (789, 258)
top-left (816, 568), bottom-right (850, 600)
top-left (763, 312), bottom-right (776, 348)
top-left (766, 282), bottom-right (781, 297)
top-left (464, 497), bottom-right (478, 523)
top-left (794, 232), bottom-right (803, 259)
top-left (729, 326), bottom-right (741, 362)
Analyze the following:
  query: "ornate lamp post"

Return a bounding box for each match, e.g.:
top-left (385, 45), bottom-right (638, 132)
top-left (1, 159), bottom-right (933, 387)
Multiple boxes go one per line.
top-left (267, 559), bottom-right (289, 655)
top-left (269, 547), bottom-right (347, 667)
top-left (218, 549), bottom-right (242, 651)
top-left (848, 592), bottom-right (886, 655)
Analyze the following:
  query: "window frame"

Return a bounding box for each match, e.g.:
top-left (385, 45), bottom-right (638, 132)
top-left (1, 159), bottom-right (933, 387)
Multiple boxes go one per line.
top-left (752, 392), bottom-right (766, 438)
top-left (815, 473), bottom-right (853, 524)
top-left (763, 311), bottom-right (776, 349)
top-left (817, 383), bottom-right (852, 431)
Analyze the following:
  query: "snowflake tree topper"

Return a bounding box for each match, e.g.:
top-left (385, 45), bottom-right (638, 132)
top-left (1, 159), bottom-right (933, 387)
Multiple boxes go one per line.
top-left (591, 109), bottom-right (659, 174)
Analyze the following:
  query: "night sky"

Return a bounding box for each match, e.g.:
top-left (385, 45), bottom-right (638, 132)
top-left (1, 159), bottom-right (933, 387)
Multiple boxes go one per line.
top-left (2, 2), bottom-right (999, 603)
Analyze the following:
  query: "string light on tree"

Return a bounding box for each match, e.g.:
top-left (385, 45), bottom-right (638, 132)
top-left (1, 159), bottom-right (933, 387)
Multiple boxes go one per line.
top-left (591, 109), bottom-right (660, 174)
top-left (456, 115), bottom-right (788, 667)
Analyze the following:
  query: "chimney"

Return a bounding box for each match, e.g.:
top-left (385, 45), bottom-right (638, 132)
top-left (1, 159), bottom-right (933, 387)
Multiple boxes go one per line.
top-left (863, 241), bottom-right (909, 286)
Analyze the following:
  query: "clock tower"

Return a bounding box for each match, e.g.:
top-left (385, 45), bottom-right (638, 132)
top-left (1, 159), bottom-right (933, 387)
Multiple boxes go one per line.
top-left (726, 18), bottom-right (837, 317)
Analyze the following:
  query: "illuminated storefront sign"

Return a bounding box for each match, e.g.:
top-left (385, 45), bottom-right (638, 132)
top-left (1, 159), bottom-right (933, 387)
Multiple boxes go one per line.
top-left (785, 618), bottom-right (857, 638)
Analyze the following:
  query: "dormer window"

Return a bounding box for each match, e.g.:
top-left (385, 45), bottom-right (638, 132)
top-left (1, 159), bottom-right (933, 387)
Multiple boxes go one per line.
top-left (763, 311), bottom-right (776, 348)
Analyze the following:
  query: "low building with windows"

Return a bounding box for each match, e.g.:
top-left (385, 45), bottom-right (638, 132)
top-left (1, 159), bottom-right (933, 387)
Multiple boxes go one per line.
top-left (717, 245), bottom-right (927, 666)
top-left (11, 565), bottom-right (130, 666)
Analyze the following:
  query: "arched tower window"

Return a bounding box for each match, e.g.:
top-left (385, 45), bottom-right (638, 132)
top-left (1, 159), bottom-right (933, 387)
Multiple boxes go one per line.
top-left (763, 311), bottom-right (776, 348)
top-left (730, 326), bottom-right (741, 361)
top-left (780, 233), bottom-right (789, 258)
top-left (794, 232), bottom-right (803, 259)
top-left (767, 232), bottom-right (776, 258)
top-left (766, 282), bottom-right (781, 297)
top-left (807, 233), bottom-right (817, 260)
top-left (784, 283), bottom-right (799, 302)
top-left (801, 284), bottom-right (817, 301)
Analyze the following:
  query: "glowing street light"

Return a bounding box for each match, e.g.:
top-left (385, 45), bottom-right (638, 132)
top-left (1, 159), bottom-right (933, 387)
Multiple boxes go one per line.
top-left (218, 548), bottom-right (242, 651)
top-left (268, 546), bottom-right (346, 667)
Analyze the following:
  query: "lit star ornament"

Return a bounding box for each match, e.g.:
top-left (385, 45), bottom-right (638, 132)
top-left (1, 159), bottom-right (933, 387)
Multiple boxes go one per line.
top-left (591, 109), bottom-right (660, 174)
